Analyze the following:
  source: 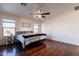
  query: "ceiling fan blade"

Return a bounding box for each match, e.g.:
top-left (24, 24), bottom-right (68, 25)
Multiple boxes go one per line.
top-left (41, 12), bottom-right (50, 15)
top-left (41, 15), bottom-right (46, 18)
top-left (30, 13), bottom-right (33, 15)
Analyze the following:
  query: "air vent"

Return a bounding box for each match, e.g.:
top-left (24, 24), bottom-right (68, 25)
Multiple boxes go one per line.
top-left (74, 6), bottom-right (79, 10)
top-left (20, 3), bottom-right (27, 6)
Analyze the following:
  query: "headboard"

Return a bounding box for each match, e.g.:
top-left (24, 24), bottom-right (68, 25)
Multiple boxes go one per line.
top-left (16, 31), bottom-right (33, 35)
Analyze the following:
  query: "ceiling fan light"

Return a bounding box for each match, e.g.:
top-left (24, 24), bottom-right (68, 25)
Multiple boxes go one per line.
top-left (34, 15), bottom-right (41, 18)
top-left (38, 15), bottom-right (41, 17)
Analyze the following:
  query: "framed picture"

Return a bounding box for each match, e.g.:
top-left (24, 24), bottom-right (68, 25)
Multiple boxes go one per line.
top-left (22, 23), bottom-right (31, 27)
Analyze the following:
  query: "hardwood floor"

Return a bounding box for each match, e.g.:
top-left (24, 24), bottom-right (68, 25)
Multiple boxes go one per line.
top-left (0, 39), bottom-right (79, 56)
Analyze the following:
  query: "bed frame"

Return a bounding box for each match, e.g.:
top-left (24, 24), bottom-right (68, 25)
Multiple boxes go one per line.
top-left (16, 31), bottom-right (47, 48)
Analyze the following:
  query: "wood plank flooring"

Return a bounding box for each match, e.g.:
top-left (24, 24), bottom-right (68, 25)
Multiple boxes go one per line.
top-left (0, 39), bottom-right (79, 56)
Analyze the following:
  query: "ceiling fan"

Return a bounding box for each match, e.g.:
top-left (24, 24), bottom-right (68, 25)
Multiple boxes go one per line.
top-left (20, 3), bottom-right (50, 18)
top-left (30, 9), bottom-right (50, 19)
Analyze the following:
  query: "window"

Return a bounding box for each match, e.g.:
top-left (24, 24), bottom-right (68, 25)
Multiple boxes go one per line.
top-left (33, 24), bottom-right (39, 33)
top-left (2, 19), bottom-right (16, 36)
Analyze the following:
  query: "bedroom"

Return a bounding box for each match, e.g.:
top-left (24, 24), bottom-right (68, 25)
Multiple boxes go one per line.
top-left (0, 3), bottom-right (79, 56)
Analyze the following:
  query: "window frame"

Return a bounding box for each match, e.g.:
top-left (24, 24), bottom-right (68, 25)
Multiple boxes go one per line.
top-left (33, 23), bottom-right (39, 33)
top-left (2, 19), bottom-right (16, 37)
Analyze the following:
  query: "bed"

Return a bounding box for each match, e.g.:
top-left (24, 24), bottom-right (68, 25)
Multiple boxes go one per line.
top-left (16, 31), bottom-right (47, 48)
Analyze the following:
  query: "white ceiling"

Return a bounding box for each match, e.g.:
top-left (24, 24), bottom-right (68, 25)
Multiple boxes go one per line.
top-left (0, 3), bottom-right (79, 20)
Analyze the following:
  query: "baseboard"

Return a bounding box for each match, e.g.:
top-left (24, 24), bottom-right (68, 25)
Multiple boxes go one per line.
top-left (48, 39), bottom-right (79, 47)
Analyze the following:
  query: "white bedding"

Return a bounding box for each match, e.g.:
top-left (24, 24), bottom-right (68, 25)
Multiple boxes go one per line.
top-left (17, 34), bottom-right (29, 45)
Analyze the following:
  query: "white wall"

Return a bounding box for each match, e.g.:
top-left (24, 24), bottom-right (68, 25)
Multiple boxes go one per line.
top-left (41, 10), bottom-right (79, 46)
